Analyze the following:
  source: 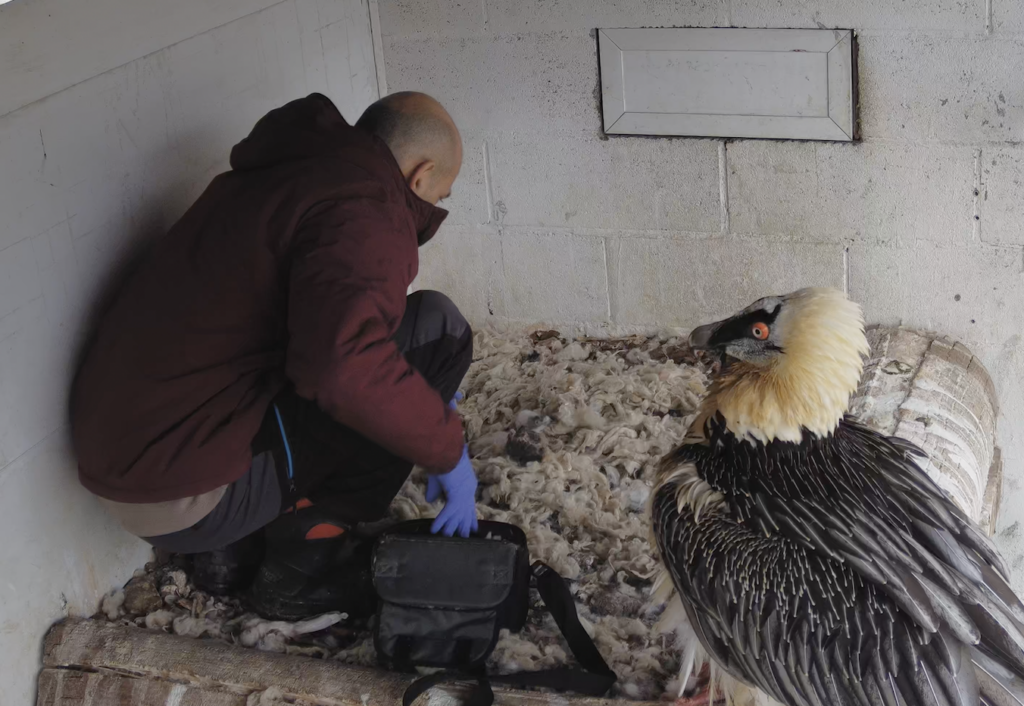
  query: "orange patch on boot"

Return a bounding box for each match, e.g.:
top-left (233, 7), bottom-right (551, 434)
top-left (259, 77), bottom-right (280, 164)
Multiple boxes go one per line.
top-left (285, 498), bottom-right (315, 513)
top-left (305, 523), bottom-right (346, 540)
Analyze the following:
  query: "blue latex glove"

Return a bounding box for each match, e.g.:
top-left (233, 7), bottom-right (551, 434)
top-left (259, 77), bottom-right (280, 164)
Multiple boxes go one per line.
top-left (427, 444), bottom-right (479, 537)
top-left (448, 391), bottom-right (464, 410)
top-left (427, 393), bottom-right (478, 537)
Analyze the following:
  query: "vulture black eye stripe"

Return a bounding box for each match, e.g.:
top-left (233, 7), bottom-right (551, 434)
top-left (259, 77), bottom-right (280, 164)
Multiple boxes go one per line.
top-left (709, 307), bottom-right (783, 347)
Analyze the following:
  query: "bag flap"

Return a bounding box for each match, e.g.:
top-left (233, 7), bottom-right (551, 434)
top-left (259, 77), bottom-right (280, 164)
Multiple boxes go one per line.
top-left (373, 535), bottom-right (518, 609)
top-left (376, 603), bottom-right (501, 668)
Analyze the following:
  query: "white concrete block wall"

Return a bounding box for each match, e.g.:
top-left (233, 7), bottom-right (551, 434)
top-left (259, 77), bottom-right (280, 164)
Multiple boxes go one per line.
top-left (0, 1), bottom-right (377, 702)
top-left (994, 3), bottom-right (1024, 33)
top-left (730, 0), bottom-right (986, 31)
top-left (388, 1), bottom-right (1024, 587)
top-left (607, 237), bottom-right (847, 327)
top-left (726, 141), bottom-right (977, 244)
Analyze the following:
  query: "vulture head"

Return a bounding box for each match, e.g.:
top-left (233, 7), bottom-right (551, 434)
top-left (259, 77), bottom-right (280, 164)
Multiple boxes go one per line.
top-left (687, 287), bottom-right (870, 444)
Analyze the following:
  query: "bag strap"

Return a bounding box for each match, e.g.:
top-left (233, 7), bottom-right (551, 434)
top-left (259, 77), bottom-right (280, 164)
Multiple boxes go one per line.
top-left (487, 562), bottom-right (617, 694)
top-left (402, 669), bottom-right (493, 706)
top-left (403, 561), bottom-right (617, 706)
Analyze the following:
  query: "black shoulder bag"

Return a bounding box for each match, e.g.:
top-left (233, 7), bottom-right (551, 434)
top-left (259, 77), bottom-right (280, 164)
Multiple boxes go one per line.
top-left (371, 520), bottom-right (617, 706)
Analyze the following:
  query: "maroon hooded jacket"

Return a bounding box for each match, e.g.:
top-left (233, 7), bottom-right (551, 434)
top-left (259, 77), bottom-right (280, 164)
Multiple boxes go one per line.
top-left (71, 93), bottom-right (464, 503)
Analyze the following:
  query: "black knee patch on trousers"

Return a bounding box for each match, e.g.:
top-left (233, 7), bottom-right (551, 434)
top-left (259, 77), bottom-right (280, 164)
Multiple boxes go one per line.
top-left (396, 290), bottom-right (470, 353)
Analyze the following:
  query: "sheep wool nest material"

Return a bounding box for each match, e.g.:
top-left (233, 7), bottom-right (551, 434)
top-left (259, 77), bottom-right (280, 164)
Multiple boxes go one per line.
top-left (96, 328), bottom-right (712, 700)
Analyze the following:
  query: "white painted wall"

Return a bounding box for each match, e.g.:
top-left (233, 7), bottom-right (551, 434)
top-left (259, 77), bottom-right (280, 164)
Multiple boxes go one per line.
top-left (388, 1), bottom-right (1024, 587)
top-left (0, 1), bottom-right (378, 702)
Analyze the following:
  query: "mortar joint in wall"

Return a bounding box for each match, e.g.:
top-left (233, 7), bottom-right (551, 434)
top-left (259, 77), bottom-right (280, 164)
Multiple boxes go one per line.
top-left (843, 246), bottom-right (850, 296)
top-left (602, 236), bottom-right (614, 321)
top-left (482, 141), bottom-right (496, 225)
top-left (973, 147), bottom-right (984, 244)
top-left (718, 141), bottom-right (730, 234)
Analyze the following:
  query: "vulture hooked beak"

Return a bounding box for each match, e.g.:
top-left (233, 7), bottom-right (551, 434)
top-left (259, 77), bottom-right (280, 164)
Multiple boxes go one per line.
top-left (688, 318), bottom-right (731, 371)
top-left (688, 320), bottom-right (724, 351)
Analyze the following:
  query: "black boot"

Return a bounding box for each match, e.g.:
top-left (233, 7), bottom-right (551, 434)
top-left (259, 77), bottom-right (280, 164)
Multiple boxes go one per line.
top-left (191, 531), bottom-right (266, 595)
top-left (247, 506), bottom-right (376, 621)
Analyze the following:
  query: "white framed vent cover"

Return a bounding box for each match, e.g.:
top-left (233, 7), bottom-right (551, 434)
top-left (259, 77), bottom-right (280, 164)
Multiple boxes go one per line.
top-left (598, 28), bottom-right (857, 141)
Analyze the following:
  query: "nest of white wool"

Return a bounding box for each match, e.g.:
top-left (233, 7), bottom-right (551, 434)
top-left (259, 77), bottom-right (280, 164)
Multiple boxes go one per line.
top-left (95, 328), bottom-right (712, 700)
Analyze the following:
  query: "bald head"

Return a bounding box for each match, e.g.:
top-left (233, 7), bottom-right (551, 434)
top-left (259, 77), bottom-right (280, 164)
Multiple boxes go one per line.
top-left (357, 92), bottom-right (462, 205)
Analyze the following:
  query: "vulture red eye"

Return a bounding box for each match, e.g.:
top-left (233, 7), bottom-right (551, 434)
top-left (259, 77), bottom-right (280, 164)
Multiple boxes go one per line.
top-left (751, 323), bottom-right (770, 340)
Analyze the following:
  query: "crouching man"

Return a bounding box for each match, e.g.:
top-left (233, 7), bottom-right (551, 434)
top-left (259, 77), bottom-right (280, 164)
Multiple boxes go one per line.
top-left (70, 91), bottom-right (479, 619)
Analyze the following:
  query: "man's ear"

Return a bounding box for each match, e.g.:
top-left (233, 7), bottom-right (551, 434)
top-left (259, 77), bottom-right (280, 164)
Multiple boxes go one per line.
top-left (407, 160), bottom-right (436, 199)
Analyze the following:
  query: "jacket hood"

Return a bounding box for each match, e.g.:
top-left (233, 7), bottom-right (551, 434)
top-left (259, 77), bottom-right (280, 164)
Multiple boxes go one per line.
top-left (229, 93), bottom-right (447, 244)
top-left (230, 93), bottom-right (350, 170)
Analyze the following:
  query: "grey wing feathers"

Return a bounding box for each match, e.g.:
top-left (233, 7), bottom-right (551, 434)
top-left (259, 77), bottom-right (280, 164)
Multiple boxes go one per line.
top-left (652, 420), bottom-right (1024, 706)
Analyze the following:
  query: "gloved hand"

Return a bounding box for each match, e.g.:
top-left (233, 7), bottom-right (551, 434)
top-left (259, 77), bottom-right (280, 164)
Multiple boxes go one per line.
top-left (427, 444), bottom-right (478, 537)
top-left (448, 391), bottom-right (463, 410)
top-left (427, 392), bottom-right (478, 537)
